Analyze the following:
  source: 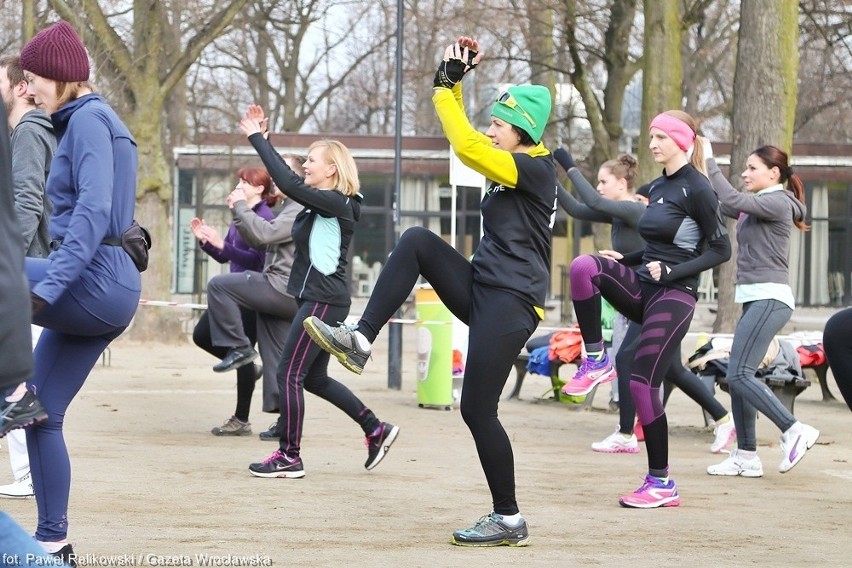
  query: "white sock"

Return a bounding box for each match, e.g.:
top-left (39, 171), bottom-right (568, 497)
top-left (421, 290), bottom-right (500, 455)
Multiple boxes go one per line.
top-left (354, 330), bottom-right (371, 351)
top-left (4, 383), bottom-right (26, 403)
top-left (737, 449), bottom-right (757, 459)
top-left (38, 540), bottom-right (68, 553)
top-left (783, 421), bottom-right (803, 437)
top-left (499, 513), bottom-right (524, 527)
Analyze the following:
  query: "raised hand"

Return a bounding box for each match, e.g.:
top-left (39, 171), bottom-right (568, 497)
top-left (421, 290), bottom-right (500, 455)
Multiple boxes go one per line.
top-left (433, 37), bottom-right (483, 89)
top-left (553, 148), bottom-right (577, 172)
top-left (239, 104), bottom-right (269, 138)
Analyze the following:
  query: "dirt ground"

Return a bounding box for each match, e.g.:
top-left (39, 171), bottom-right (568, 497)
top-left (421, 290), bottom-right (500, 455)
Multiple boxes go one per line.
top-left (2, 325), bottom-right (851, 568)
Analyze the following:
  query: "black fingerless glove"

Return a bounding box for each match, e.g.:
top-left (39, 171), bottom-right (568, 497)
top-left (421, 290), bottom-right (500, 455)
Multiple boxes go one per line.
top-left (553, 148), bottom-right (576, 172)
top-left (31, 292), bottom-right (47, 317)
top-left (433, 58), bottom-right (469, 89)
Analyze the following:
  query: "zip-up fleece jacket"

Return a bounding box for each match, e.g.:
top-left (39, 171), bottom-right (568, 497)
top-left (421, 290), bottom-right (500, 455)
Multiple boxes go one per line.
top-left (708, 157), bottom-right (806, 286)
top-left (12, 108), bottom-right (55, 258)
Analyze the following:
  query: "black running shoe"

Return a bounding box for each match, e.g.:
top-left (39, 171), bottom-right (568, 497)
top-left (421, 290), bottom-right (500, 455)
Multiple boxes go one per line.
top-left (213, 346), bottom-right (259, 373)
top-left (259, 421), bottom-right (280, 441)
top-left (249, 450), bottom-right (305, 478)
top-left (0, 391), bottom-right (48, 438)
top-left (53, 543), bottom-right (77, 567)
top-left (303, 317), bottom-right (370, 375)
top-left (364, 422), bottom-right (400, 470)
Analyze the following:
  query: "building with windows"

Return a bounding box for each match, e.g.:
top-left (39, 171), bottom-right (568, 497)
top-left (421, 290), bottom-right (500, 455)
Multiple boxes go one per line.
top-left (173, 134), bottom-right (852, 311)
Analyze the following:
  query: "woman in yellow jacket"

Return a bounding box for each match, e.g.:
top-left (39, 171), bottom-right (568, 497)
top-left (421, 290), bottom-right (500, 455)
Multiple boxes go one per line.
top-left (305, 36), bottom-right (556, 546)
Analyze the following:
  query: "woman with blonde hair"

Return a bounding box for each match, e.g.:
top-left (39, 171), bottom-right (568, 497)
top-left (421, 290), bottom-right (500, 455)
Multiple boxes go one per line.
top-left (239, 107), bottom-right (398, 479)
top-left (562, 109), bottom-right (730, 508)
top-left (553, 149), bottom-right (735, 455)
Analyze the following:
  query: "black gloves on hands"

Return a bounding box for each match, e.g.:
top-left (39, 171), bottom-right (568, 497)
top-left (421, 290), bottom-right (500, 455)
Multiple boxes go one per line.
top-left (433, 49), bottom-right (478, 89)
top-left (31, 292), bottom-right (47, 318)
top-left (552, 148), bottom-right (576, 172)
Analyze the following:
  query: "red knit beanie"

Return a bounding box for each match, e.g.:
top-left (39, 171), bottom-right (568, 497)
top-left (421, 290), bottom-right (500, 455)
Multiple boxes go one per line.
top-left (20, 21), bottom-right (90, 82)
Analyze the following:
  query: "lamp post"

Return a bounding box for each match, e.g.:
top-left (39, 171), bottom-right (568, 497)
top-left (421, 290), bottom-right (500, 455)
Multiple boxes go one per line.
top-left (387, 0), bottom-right (404, 390)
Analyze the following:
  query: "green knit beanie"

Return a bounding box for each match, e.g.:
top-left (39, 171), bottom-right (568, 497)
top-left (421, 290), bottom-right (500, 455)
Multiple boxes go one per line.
top-left (491, 85), bottom-right (551, 144)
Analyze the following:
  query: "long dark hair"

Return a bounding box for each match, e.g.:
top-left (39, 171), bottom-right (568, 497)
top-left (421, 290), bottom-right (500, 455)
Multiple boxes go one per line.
top-left (751, 145), bottom-right (809, 231)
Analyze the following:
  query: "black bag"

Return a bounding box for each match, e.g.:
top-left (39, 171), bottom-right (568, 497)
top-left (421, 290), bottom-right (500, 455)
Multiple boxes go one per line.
top-left (103, 220), bottom-right (152, 272)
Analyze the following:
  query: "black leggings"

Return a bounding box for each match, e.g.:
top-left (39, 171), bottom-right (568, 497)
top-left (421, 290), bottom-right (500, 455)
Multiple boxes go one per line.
top-left (276, 301), bottom-right (379, 459)
top-left (824, 307), bottom-right (852, 412)
top-left (360, 227), bottom-right (538, 515)
top-left (617, 327), bottom-right (728, 433)
top-left (571, 254), bottom-right (696, 476)
top-left (193, 308), bottom-right (258, 422)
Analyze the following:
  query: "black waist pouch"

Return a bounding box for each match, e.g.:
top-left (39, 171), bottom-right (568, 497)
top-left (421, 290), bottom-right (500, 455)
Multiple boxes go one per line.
top-left (103, 220), bottom-right (152, 272)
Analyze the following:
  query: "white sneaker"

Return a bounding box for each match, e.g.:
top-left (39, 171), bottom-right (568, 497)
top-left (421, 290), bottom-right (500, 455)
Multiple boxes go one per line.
top-left (591, 427), bottom-right (639, 454)
top-left (0, 471), bottom-right (34, 499)
top-left (707, 450), bottom-right (763, 477)
top-left (779, 422), bottom-right (820, 473)
top-left (710, 416), bottom-right (737, 453)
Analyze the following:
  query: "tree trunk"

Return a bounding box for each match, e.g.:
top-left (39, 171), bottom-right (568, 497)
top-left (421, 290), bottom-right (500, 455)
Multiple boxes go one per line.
top-left (126, 107), bottom-right (184, 340)
top-left (638, 0), bottom-right (682, 184)
top-left (713, 0), bottom-right (799, 333)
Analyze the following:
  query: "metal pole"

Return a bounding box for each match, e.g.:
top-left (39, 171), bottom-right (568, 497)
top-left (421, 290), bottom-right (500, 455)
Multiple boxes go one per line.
top-left (387, 0), bottom-right (404, 390)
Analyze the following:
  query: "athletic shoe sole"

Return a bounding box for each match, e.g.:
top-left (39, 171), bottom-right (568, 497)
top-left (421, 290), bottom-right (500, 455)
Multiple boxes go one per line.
top-left (706, 468), bottom-right (763, 478)
top-left (0, 491), bottom-right (35, 499)
top-left (592, 445), bottom-right (640, 454)
top-left (211, 429), bottom-right (252, 436)
top-left (248, 468), bottom-right (306, 479)
top-left (450, 535), bottom-right (530, 547)
top-left (303, 318), bottom-right (365, 375)
top-left (619, 496), bottom-right (681, 508)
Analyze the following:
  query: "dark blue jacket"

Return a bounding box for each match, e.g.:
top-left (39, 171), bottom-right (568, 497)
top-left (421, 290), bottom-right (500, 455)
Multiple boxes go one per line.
top-left (34, 94), bottom-right (140, 318)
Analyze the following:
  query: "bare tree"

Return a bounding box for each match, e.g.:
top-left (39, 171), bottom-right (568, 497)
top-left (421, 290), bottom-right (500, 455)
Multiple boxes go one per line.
top-left (679, 0), bottom-right (739, 138)
top-left (795, 0), bottom-right (852, 143)
top-left (638, 0), bottom-right (683, 184)
top-left (39, 0), bottom-right (251, 337)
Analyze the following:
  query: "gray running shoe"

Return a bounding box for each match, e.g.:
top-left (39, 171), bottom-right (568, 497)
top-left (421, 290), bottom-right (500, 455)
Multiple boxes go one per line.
top-left (303, 317), bottom-right (370, 375)
top-left (451, 513), bottom-right (530, 547)
top-left (211, 416), bottom-right (251, 436)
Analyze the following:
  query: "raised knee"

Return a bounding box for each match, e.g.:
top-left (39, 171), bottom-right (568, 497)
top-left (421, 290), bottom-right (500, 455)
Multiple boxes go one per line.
top-left (569, 254), bottom-right (597, 279)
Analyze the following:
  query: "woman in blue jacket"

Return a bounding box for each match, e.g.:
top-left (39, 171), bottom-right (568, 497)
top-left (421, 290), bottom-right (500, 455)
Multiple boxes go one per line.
top-left (14, 21), bottom-right (141, 561)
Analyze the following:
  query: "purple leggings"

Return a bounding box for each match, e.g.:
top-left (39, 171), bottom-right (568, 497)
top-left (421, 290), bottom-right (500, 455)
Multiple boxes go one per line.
top-left (570, 254), bottom-right (696, 474)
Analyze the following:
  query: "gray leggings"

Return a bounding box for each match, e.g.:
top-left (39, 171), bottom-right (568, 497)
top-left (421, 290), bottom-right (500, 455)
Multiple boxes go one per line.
top-left (727, 299), bottom-right (795, 451)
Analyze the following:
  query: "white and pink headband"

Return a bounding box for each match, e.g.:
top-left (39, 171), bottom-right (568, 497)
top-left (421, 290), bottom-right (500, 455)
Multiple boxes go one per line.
top-left (649, 114), bottom-right (695, 152)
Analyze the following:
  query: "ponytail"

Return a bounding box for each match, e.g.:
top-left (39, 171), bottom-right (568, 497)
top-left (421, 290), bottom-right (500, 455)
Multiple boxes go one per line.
top-left (751, 145), bottom-right (809, 231)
